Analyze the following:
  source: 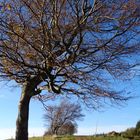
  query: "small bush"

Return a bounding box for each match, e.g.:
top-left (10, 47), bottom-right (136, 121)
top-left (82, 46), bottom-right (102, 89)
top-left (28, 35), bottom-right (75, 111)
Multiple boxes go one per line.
top-left (122, 127), bottom-right (136, 139)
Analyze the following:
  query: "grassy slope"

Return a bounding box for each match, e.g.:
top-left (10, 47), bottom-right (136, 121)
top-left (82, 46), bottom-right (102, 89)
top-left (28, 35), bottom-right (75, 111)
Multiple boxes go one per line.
top-left (28, 136), bottom-right (129, 140)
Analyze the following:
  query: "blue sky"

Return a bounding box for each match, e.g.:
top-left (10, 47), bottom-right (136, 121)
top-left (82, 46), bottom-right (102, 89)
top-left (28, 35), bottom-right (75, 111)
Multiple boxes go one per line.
top-left (0, 76), bottom-right (140, 140)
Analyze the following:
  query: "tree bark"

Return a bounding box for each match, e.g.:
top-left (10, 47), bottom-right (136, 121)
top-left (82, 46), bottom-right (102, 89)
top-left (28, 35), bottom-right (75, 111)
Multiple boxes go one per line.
top-left (15, 84), bottom-right (32, 140)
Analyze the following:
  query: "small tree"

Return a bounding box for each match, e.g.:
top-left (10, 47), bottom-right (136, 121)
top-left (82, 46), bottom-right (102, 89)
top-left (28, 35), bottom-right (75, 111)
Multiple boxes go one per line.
top-left (44, 100), bottom-right (84, 135)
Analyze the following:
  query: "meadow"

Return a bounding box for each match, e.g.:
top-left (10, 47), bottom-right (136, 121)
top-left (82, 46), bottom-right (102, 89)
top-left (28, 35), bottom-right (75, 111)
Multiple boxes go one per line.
top-left (28, 136), bottom-right (129, 140)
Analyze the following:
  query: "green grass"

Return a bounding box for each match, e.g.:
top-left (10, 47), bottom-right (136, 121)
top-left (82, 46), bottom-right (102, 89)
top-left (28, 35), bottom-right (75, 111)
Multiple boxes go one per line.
top-left (27, 136), bottom-right (129, 140)
top-left (7, 135), bottom-right (134, 140)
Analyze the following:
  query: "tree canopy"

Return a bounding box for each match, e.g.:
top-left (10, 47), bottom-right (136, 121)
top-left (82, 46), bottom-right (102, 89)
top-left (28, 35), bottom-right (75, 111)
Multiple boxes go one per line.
top-left (0, 0), bottom-right (140, 106)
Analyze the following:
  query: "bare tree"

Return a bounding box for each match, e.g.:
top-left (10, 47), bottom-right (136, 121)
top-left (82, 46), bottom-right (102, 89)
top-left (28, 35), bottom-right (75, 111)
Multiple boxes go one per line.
top-left (43, 101), bottom-right (84, 135)
top-left (0, 0), bottom-right (140, 139)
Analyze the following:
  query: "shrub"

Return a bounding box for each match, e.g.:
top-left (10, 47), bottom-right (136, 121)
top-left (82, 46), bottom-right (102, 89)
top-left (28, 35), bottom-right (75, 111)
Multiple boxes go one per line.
top-left (122, 127), bottom-right (136, 139)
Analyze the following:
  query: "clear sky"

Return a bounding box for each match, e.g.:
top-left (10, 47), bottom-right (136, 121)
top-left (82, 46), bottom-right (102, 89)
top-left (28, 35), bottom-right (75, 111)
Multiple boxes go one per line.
top-left (0, 75), bottom-right (140, 140)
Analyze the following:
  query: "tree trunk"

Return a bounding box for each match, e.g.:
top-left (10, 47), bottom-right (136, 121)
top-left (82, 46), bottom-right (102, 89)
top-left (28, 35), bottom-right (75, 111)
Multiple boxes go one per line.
top-left (15, 84), bottom-right (32, 140)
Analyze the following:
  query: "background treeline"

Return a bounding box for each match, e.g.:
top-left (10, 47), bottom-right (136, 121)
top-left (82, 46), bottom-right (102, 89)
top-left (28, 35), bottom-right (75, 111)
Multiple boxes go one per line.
top-left (121, 120), bottom-right (140, 139)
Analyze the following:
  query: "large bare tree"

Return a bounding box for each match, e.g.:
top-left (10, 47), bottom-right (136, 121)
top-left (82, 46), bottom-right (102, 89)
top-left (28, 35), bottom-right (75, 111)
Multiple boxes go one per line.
top-left (0, 0), bottom-right (140, 139)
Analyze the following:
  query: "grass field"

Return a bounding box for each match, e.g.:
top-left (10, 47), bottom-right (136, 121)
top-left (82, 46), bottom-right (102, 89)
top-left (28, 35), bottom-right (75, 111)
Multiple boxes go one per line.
top-left (28, 136), bottom-right (129, 140)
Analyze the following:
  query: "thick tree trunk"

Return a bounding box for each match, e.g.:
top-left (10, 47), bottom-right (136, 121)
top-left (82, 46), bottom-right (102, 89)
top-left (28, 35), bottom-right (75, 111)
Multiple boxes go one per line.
top-left (15, 85), bottom-right (32, 140)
